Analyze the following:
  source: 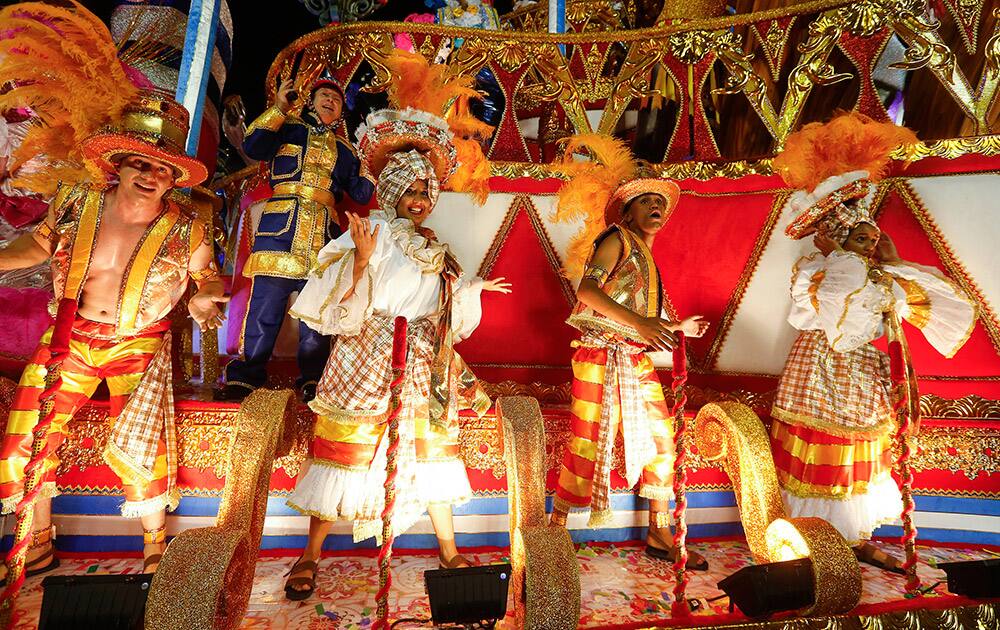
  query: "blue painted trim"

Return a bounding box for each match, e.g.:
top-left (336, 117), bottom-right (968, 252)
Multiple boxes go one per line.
top-left (55, 491), bottom-right (1000, 517)
top-left (874, 525), bottom-right (1000, 546)
top-left (913, 495), bottom-right (1000, 516)
top-left (175, 0), bottom-right (222, 156)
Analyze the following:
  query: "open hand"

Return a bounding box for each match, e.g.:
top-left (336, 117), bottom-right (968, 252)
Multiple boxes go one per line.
top-left (813, 233), bottom-right (838, 256)
top-left (635, 316), bottom-right (678, 351)
top-left (482, 277), bottom-right (512, 294)
top-left (189, 288), bottom-right (230, 331)
top-left (677, 315), bottom-right (709, 338)
top-left (875, 232), bottom-right (900, 263)
top-left (347, 212), bottom-right (380, 264)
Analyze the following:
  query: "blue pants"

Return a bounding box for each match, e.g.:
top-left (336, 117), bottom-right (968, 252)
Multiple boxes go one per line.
top-left (224, 275), bottom-right (330, 391)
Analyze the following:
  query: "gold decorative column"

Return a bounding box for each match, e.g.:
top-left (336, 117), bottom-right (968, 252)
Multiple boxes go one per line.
top-left (694, 401), bottom-right (862, 617)
top-left (145, 389), bottom-right (298, 630)
top-left (497, 396), bottom-right (580, 629)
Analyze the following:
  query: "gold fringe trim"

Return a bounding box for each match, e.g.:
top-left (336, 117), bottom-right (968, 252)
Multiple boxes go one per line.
top-left (638, 484), bottom-right (675, 502)
top-left (587, 509), bottom-right (614, 528)
top-left (650, 511), bottom-right (671, 529)
top-left (120, 487), bottom-right (180, 519)
top-left (103, 441), bottom-right (155, 484)
top-left (770, 405), bottom-right (894, 440)
top-left (309, 401), bottom-right (388, 425)
top-left (1, 481), bottom-right (59, 515)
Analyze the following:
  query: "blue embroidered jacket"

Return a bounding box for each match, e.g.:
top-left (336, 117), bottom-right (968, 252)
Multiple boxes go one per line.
top-left (242, 106), bottom-right (374, 279)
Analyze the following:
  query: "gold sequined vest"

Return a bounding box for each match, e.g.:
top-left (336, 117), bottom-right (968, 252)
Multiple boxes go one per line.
top-left (43, 184), bottom-right (204, 336)
top-left (566, 224), bottom-right (663, 343)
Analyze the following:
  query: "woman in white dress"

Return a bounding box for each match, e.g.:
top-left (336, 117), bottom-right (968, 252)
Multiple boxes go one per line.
top-left (283, 121), bottom-right (510, 599)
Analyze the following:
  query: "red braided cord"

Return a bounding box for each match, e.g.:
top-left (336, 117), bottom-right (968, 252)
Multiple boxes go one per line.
top-left (888, 337), bottom-right (920, 595)
top-left (670, 333), bottom-right (690, 617)
top-left (1, 300), bottom-right (76, 627)
top-left (374, 317), bottom-right (408, 630)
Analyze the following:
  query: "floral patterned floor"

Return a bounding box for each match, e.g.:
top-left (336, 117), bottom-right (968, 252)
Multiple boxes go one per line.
top-left (11, 540), bottom-right (995, 629)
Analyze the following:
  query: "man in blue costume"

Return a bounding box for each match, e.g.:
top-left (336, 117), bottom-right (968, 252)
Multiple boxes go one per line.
top-left (216, 70), bottom-right (374, 402)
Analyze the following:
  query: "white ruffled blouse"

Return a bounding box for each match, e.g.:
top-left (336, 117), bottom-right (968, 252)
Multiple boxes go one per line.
top-left (290, 217), bottom-right (483, 339)
top-left (788, 250), bottom-right (976, 357)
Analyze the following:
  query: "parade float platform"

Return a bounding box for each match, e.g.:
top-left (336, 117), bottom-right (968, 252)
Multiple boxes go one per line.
top-left (3, 151), bottom-right (1000, 627)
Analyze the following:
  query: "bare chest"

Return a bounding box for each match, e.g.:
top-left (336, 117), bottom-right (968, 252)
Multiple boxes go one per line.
top-left (88, 219), bottom-right (153, 272)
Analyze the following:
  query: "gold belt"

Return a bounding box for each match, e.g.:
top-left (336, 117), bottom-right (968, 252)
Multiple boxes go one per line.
top-left (272, 182), bottom-right (336, 208)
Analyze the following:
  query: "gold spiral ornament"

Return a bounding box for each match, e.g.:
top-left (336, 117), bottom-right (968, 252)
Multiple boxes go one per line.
top-left (694, 401), bottom-right (862, 616)
top-left (145, 389), bottom-right (298, 630)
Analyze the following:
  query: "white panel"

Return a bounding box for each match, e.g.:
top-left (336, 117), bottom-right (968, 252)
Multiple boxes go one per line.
top-left (424, 192), bottom-right (515, 276)
top-left (530, 193), bottom-right (586, 272)
top-left (714, 198), bottom-right (815, 375)
top-left (907, 174), bottom-right (1000, 325)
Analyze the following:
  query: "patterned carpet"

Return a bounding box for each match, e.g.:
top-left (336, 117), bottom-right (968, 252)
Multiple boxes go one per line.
top-left (12, 540), bottom-right (994, 629)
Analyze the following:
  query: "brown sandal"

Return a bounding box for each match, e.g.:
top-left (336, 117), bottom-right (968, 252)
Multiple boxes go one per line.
top-left (854, 543), bottom-right (906, 575)
top-left (142, 525), bottom-right (167, 574)
top-left (645, 522), bottom-right (709, 571)
top-left (284, 558), bottom-right (319, 601)
top-left (439, 553), bottom-right (472, 569)
top-left (1, 526), bottom-right (60, 585)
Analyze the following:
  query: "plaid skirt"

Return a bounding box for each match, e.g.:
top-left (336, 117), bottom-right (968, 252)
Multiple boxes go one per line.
top-left (772, 329), bottom-right (893, 438)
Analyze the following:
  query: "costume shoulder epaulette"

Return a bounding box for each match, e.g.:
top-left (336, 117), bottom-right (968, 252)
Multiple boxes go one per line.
top-left (50, 181), bottom-right (99, 222)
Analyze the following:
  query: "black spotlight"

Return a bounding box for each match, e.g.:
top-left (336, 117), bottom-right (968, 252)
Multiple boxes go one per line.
top-left (938, 558), bottom-right (1000, 598)
top-left (717, 558), bottom-right (814, 619)
top-left (423, 563), bottom-right (512, 626)
top-left (39, 573), bottom-right (152, 630)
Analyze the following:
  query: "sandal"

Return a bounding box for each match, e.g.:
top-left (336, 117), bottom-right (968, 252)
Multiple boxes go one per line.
top-left (284, 557), bottom-right (319, 601)
top-left (1, 526), bottom-right (60, 585)
top-left (646, 516), bottom-right (709, 571)
top-left (142, 525), bottom-right (167, 574)
top-left (854, 543), bottom-right (906, 575)
top-left (439, 553), bottom-right (471, 569)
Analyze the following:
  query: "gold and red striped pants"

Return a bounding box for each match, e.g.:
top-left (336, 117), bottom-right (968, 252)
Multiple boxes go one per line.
top-left (555, 344), bottom-right (674, 514)
top-left (0, 318), bottom-right (169, 517)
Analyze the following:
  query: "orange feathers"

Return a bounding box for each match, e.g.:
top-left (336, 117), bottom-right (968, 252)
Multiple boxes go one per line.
top-left (384, 49), bottom-right (494, 204)
top-left (552, 134), bottom-right (637, 278)
top-left (0, 1), bottom-right (139, 196)
top-left (773, 111), bottom-right (919, 192)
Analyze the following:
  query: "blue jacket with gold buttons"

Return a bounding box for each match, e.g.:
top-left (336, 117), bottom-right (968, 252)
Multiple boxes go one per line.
top-left (241, 106), bottom-right (374, 280)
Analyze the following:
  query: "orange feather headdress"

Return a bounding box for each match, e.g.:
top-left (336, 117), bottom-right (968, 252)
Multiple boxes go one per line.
top-left (552, 134), bottom-right (680, 279)
top-left (0, 1), bottom-right (145, 197)
top-left (358, 49), bottom-right (493, 204)
top-left (774, 112), bottom-right (919, 241)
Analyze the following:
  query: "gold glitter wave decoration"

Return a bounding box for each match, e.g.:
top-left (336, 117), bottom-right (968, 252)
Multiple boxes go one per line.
top-left (497, 396), bottom-right (580, 629)
top-left (694, 401), bottom-right (862, 617)
top-left (145, 389), bottom-right (298, 630)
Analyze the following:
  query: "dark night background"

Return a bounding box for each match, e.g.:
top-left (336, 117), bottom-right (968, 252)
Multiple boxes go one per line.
top-left (79, 0), bottom-right (514, 119)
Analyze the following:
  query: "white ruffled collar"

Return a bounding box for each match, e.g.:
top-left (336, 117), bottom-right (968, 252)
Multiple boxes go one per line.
top-left (371, 209), bottom-right (451, 274)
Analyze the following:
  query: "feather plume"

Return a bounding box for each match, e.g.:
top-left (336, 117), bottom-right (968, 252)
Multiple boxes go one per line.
top-left (773, 111), bottom-right (919, 193)
top-left (0, 1), bottom-right (140, 197)
top-left (384, 49), bottom-right (494, 204)
top-left (551, 133), bottom-right (637, 278)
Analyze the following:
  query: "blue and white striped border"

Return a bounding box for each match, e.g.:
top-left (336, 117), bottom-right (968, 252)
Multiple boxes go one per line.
top-left (4, 491), bottom-right (997, 552)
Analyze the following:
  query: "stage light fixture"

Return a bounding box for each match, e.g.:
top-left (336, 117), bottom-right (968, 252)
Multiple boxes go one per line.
top-left (423, 562), bottom-right (512, 626)
top-left (717, 558), bottom-right (814, 619)
top-left (39, 573), bottom-right (152, 630)
top-left (938, 558), bottom-right (1000, 598)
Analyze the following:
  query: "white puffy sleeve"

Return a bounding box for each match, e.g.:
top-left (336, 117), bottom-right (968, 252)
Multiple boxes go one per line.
top-left (788, 251), bottom-right (891, 352)
top-left (883, 261), bottom-right (977, 358)
top-left (290, 219), bottom-right (390, 336)
top-left (451, 274), bottom-right (484, 341)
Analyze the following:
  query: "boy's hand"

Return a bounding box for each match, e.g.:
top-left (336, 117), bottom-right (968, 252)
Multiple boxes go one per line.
top-left (635, 316), bottom-right (678, 351)
top-left (677, 315), bottom-right (709, 338)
